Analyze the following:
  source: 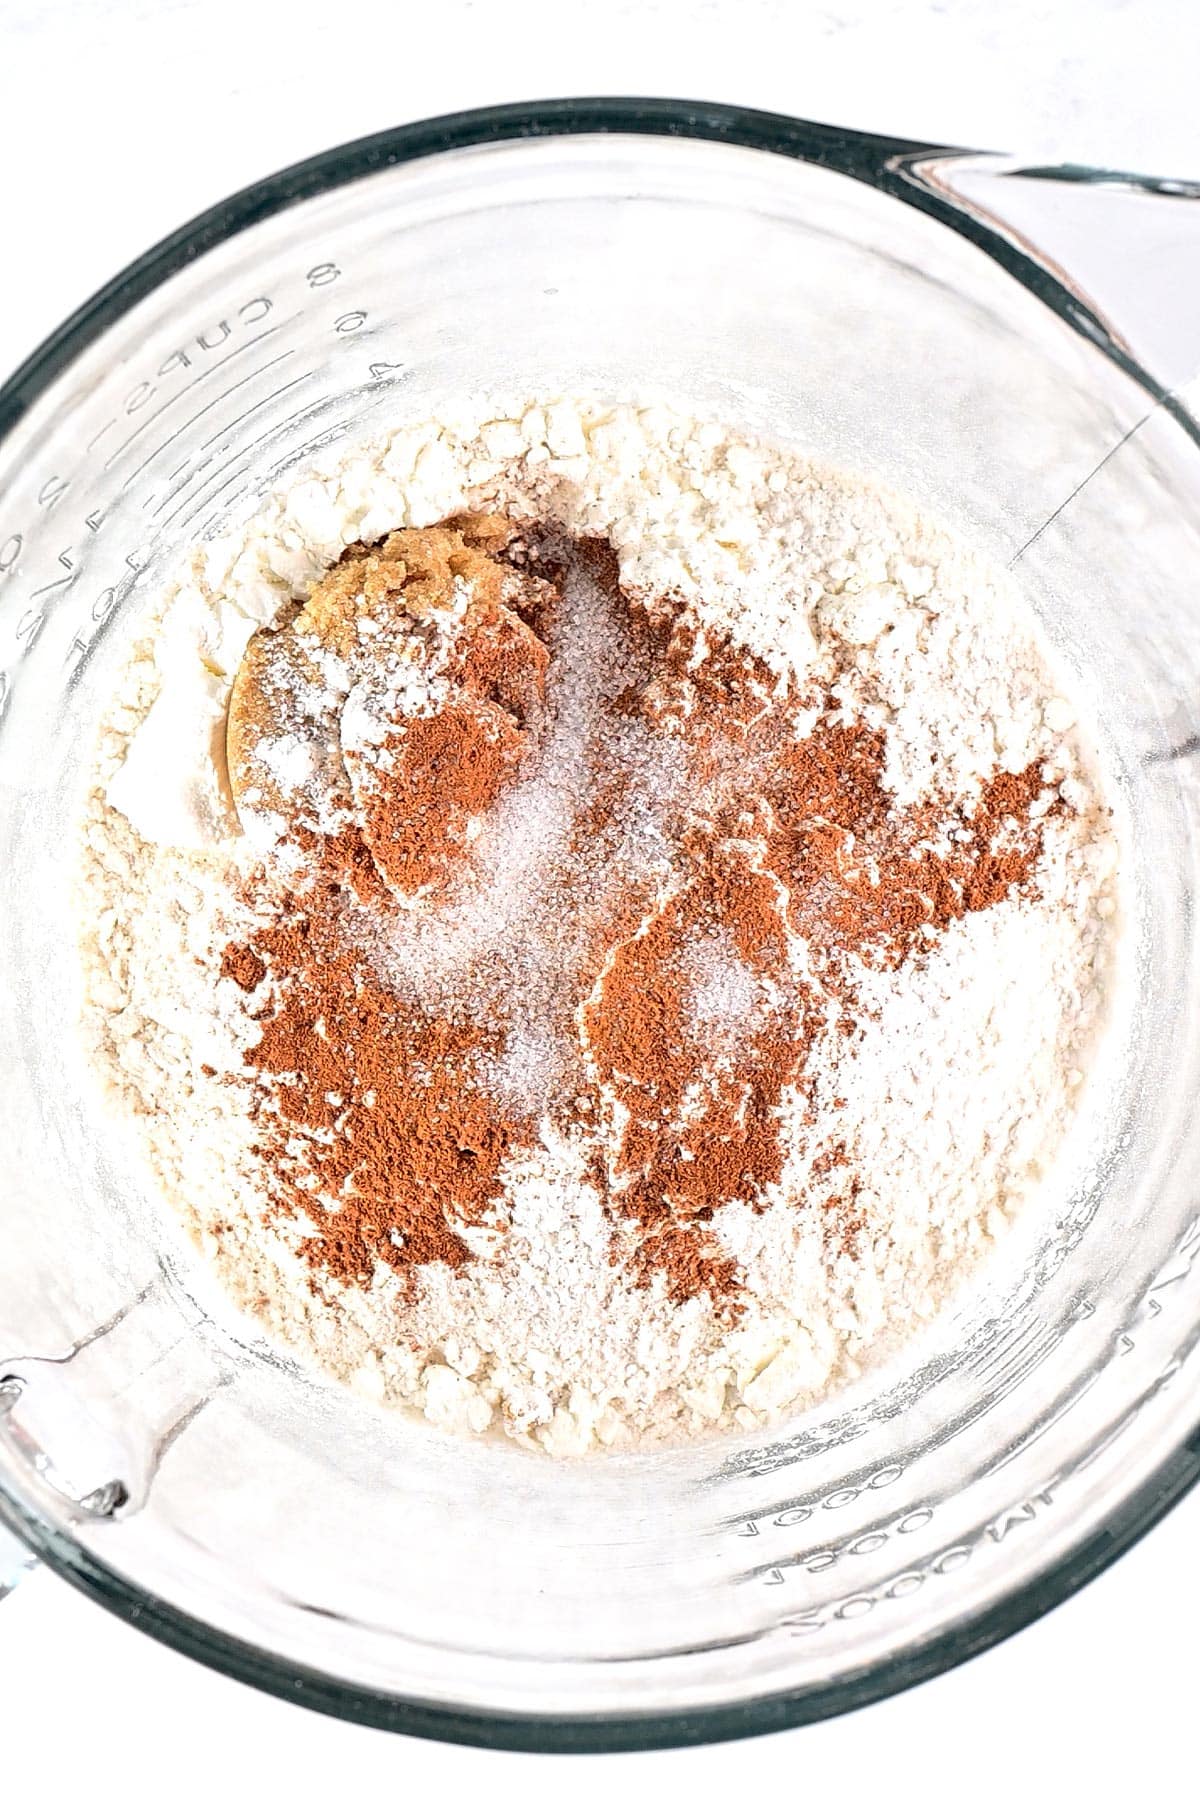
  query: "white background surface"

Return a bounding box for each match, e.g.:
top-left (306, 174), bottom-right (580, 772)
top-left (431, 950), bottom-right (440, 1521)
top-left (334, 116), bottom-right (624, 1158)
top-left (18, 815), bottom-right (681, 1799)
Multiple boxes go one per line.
top-left (2, 2), bottom-right (1198, 1792)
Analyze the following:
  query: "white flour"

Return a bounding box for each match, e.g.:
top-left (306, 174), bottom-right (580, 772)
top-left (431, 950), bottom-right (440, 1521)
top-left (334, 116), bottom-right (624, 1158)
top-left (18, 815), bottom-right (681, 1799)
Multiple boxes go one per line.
top-left (77, 397), bottom-right (1122, 1454)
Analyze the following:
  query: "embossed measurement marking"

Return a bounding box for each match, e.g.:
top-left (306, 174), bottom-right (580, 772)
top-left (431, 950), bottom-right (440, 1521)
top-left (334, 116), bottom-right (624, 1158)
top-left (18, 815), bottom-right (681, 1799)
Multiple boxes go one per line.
top-left (124, 346), bottom-right (298, 500)
top-left (741, 1219), bottom-right (1200, 1591)
top-left (969, 1317), bottom-right (1062, 1388)
top-left (0, 256), bottom-right (386, 725)
top-left (104, 318), bottom-right (290, 472)
top-left (992, 1369), bottom-right (1102, 1470)
top-left (197, 368), bottom-right (314, 455)
top-left (169, 461), bottom-right (255, 541)
top-left (147, 369), bottom-right (312, 523)
top-left (153, 391), bottom-right (326, 537)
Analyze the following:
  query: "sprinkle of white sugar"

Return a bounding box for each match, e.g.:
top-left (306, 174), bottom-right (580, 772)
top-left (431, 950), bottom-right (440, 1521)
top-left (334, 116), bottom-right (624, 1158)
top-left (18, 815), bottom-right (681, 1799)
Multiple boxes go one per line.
top-left (77, 396), bottom-right (1124, 1455)
top-left (682, 929), bottom-right (762, 1053)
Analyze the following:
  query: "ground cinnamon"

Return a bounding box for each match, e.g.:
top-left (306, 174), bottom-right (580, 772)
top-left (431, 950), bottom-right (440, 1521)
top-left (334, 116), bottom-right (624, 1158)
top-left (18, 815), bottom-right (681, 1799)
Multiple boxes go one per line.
top-left (358, 699), bottom-right (525, 896)
top-left (354, 594), bottom-right (550, 897)
top-left (240, 899), bottom-right (527, 1287)
top-left (759, 721), bottom-right (1052, 967)
top-left (581, 850), bottom-right (813, 1234)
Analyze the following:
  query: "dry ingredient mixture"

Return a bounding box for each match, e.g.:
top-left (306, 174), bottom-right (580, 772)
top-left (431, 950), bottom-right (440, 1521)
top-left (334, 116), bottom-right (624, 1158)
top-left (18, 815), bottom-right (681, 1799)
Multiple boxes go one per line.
top-left (78, 399), bottom-right (1121, 1454)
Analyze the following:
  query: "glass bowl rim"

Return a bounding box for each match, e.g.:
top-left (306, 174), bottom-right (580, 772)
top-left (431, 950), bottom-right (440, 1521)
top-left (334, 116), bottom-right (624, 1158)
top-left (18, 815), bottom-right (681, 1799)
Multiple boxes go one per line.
top-left (2, 94), bottom-right (1197, 1754)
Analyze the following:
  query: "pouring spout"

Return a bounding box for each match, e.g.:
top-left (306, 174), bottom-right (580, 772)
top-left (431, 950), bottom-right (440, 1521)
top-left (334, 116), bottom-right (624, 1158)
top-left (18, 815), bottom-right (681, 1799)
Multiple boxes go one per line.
top-left (893, 151), bottom-right (1200, 415)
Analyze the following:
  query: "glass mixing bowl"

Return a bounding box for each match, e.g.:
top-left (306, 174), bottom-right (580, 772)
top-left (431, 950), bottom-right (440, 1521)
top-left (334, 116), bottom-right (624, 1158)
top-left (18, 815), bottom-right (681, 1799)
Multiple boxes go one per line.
top-left (1, 99), bottom-right (1199, 1752)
